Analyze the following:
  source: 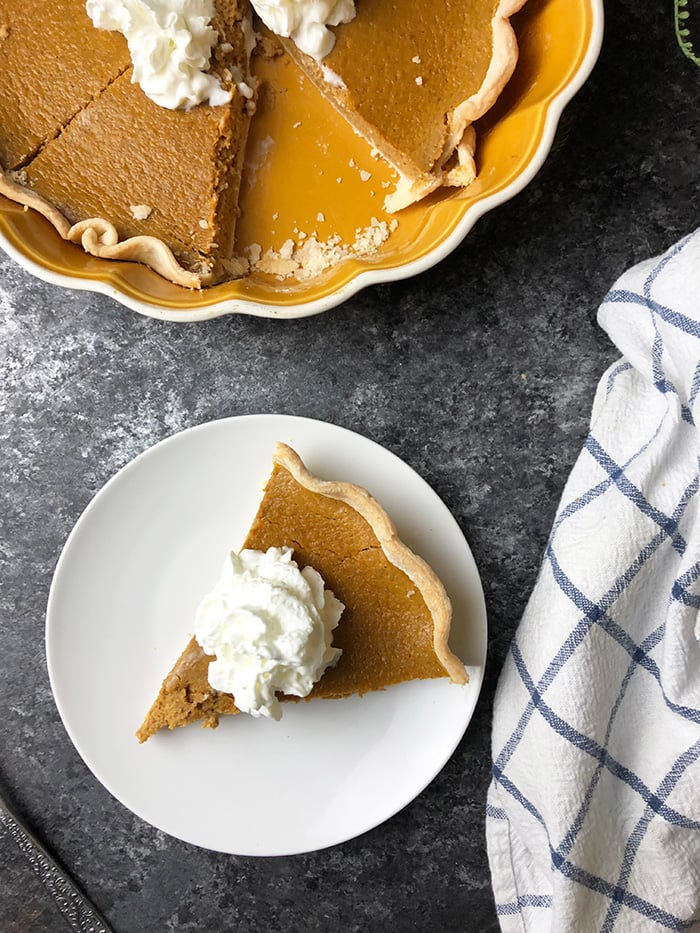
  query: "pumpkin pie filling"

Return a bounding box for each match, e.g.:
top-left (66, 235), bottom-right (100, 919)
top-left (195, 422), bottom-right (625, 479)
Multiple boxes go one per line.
top-left (136, 443), bottom-right (466, 742)
top-left (0, 0), bottom-right (255, 287)
top-left (22, 64), bottom-right (249, 282)
top-left (0, 0), bottom-right (130, 170)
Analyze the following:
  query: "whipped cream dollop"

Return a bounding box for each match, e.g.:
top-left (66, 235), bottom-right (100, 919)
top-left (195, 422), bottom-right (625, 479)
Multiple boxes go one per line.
top-left (86, 0), bottom-right (231, 110)
top-left (251, 0), bottom-right (355, 61)
top-left (194, 546), bottom-right (344, 719)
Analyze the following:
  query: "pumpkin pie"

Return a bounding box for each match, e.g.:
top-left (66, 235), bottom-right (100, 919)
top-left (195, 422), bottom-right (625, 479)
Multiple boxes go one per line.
top-left (279, 0), bottom-right (526, 210)
top-left (0, 1), bottom-right (524, 287)
top-left (0, 0), bottom-right (254, 287)
top-left (136, 442), bottom-right (466, 742)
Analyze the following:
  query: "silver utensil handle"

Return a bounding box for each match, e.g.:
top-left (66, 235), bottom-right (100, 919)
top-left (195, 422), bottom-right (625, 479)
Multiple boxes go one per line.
top-left (0, 794), bottom-right (113, 933)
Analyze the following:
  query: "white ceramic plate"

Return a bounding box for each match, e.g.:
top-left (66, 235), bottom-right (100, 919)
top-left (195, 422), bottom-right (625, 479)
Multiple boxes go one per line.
top-left (46, 415), bottom-right (487, 855)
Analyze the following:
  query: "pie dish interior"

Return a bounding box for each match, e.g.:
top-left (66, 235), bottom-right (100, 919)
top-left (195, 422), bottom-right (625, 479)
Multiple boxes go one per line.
top-left (0, 0), bottom-right (602, 319)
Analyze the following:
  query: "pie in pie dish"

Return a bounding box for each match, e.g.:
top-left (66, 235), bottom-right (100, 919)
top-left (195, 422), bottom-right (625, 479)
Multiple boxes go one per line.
top-left (136, 442), bottom-right (466, 741)
top-left (0, 0), bottom-right (524, 288)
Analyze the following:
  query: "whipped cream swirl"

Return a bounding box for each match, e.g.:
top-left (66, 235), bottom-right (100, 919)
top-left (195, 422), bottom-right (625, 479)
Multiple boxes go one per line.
top-left (86, 0), bottom-right (231, 110)
top-left (251, 0), bottom-right (355, 61)
top-left (194, 546), bottom-right (344, 720)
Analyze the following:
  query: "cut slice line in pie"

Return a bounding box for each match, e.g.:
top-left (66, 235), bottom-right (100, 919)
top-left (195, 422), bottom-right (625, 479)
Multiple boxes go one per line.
top-left (136, 442), bottom-right (467, 742)
top-left (0, 0), bottom-right (254, 288)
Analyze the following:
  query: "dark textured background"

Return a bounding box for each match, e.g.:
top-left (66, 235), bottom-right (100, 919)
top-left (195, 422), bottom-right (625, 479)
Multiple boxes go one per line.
top-left (1, 1), bottom-right (699, 930)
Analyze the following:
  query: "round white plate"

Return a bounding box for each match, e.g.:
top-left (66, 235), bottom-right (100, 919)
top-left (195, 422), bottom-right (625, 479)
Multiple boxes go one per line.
top-left (46, 415), bottom-right (487, 855)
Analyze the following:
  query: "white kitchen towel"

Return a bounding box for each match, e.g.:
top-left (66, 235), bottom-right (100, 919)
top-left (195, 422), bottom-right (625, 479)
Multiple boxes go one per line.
top-left (486, 230), bottom-right (700, 932)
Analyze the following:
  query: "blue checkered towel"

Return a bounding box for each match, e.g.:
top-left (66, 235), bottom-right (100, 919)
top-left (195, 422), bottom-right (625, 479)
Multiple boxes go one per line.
top-left (487, 230), bottom-right (700, 931)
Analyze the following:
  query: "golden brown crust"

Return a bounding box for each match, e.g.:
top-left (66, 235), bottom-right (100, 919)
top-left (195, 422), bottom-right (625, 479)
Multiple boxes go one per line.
top-left (68, 219), bottom-right (209, 289)
top-left (0, 169), bottom-right (71, 237)
top-left (272, 443), bottom-right (467, 685)
top-left (433, 0), bottom-right (526, 192)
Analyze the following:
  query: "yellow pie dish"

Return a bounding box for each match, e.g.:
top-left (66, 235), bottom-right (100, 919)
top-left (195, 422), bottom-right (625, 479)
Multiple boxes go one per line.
top-left (0, 0), bottom-right (603, 320)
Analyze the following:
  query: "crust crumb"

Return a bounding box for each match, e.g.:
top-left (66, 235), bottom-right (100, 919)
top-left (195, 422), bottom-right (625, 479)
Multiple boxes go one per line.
top-left (240, 217), bottom-right (398, 281)
top-left (130, 204), bottom-right (152, 220)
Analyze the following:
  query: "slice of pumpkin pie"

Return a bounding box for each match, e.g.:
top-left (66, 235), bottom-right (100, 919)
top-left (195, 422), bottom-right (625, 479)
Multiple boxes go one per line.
top-left (277, 0), bottom-right (526, 210)
top-left (137, 442), bottom-right (466, 742)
